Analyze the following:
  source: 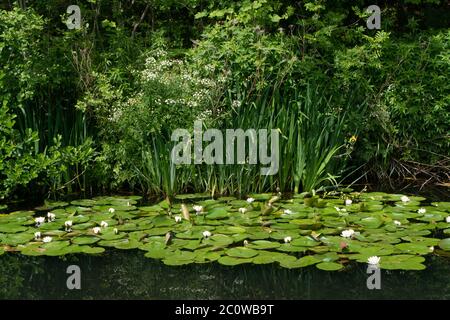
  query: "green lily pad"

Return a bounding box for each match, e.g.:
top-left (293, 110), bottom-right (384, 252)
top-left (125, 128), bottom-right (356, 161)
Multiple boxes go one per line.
top-left (205, 234), bottom-right (234, 247)
top-left (395, 243), bottom-right (431, 255)
top-left (379, 255), bottom-right (426, 270)
top-left (72, 222), bottom-right (96, 230)
top-left (252, 254), bottom-right (276, 264)
top-left (79, 246), bottom-right (105, 254)
top-left (438, 238), bottom-right (450, 251)
top-left (290, 236), bottom-right (318, 247)
top-left (277, 243), bottom-right (308, 252)
top-left (195, 252), bottom-right (221, 263)
top-left (218, 256), bottom-right (253, 266)
top-left (246, 240), bottom-right (280, 250)
top-left (1, 233), bottom-right (34, 246)
top-left (71, 236), bottom-right (100, 245)
top-left (226, 247), bottom-right (258, 258)
top-left (316, 262), bottom-right (343, 271)
top-left (206, 207), bottom-right (229, 219)
top-left (0, 224), bottom-right (28, 233)
top-left (112, 239), bottom-right (141, 250)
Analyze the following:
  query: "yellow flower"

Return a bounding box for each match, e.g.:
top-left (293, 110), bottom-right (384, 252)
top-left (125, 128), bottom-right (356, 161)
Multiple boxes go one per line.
top-left (349, 135), bottom-right (357, 143)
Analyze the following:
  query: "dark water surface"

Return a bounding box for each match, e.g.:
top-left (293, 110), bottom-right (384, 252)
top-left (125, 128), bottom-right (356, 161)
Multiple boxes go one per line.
top-left (1, 250), bottom-right (449, 299)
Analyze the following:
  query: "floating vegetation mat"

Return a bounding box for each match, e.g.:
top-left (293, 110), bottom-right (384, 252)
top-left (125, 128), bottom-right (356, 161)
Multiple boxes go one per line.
top-left (1, 192), bottom-right (450, 271)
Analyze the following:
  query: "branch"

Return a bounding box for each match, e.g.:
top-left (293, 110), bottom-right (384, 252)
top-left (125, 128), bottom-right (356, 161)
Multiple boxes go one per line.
top-left (132, 4), bottom-right (150, 38)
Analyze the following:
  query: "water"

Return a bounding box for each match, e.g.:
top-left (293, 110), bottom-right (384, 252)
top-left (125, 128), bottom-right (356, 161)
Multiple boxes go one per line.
top-left (1, 250), bottom-right (449, 299)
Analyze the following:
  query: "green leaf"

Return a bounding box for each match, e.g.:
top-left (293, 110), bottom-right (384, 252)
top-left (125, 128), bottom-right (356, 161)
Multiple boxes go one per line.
top-left (316, 262), bottom-right (343, 271)
top-left (226, 247), bottom-right (258, 258)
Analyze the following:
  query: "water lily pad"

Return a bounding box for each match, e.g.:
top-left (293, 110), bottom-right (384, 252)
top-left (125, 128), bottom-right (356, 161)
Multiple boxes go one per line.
top-left (195, 252), bottom-right (221, 263)
top-left (206, 207), bottom-right (229, 219)
top-left (438, 238), bottom-right (450, 251)
top-left (358, 216), bottom-right (383, 229)
top-left (1, 233), bottom-right (34, 245)
top-left (316, 262), bottom-right (343, 271)
top-left (314, 252), bottom-right (339, 262)
top-left (21, 245), bottom-right (46, 256)
top-left (206, 234), bottom-right (234, 247)
top-left (72, 236), bottom-right (100, 245)
top-left (379, 255), bottom-right (426, 270)
top-left (247, 231), bottom-right (271, 240)
top-left (289, 219), bottom-right (321, 229)
top-left (151, 215), bottom-right (176, 227)
top-left (277, 244), bottom-right (308, 252)
top-left (401, 236), bottom-right (440, 246)
top-left (246, 240), bottom-right (280, 250)
top-left (0, 224), bottom-right (28, 233)
top-left (41, 240), bottom-right (70, 250)
top-left (395, 243), bottom-right (431, 255)
top-left (226, 247), bottom-right (258, 258)
top-left (252, 254), bottom-right (276, 264)
top-left (218, 256), bottom-right (253, 266)
top-left (79, 246), bottom-right (105, 254)
top-left (112, 239), bottom-right (141, 250)
top-left (99, 231), bottom-right (125, 240)
top-left (279, 255), bottom-right (319, 268)
top-left (290, 236), bottom-right (318, 247)
top-left (163, 250), bottom-right (197, 265)
top-left (72, 222), bottom-right (96, 230)
top-left (144, 248), bottom-right (169, 259)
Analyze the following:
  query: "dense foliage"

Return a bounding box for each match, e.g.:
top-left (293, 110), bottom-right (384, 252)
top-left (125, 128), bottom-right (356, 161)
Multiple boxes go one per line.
top-left (0, 0), bottom-right (448, 200)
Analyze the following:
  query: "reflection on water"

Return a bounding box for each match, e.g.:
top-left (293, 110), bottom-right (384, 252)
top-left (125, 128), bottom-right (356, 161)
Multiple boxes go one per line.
top-left (1, 251), bottom-right (449, 299)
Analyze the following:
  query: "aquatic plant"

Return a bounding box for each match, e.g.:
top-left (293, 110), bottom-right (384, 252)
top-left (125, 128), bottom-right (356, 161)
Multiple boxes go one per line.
top-left (0, 192), bottom-right (449, 271)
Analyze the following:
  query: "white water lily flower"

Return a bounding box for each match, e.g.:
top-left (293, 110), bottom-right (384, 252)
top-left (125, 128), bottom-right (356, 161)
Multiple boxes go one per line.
top-left (446, 216), bottom-right (450, 223)
top-left (42, 236), bottom-right (52, 243)
top-left (246, 198), bottom-right (255, 203)
top-left (113, 228), bottom-right (118, 234)
top-left (341, 229), bottom-right (355, 238)
top-left (334, 207), bottom-right (341, 212)
top-left (284, 236), bottom-right (292, 243)
top-left (401, 196), bottom-right (410, 203)
top-left (100, 221), bottom-right (108, 228)
top-left (394, 220), bottom-right (402, 226)
top-left (429, 246), bottom-right (434, 252)
top-left (35, 217), bottom-right (45, 226)
top-left (368, 256), bottom-right (381, 265)
top-left (34, 232), bottom-right (41, 240)
top-left (174, 216), bottom-right (182, 223)
top-left (283, 209), bottom-right (293, 215)
top-left (202, 231), bottom-right (212, 238)
top-left (345, 199), bottom-right (352, 206)
top-left (243, 240), bottom-right (249, 246)
top-left (92, 227), bottom-right (101, 234)
top-left (193, 205), bottom-right (203, 213)
top-left (239, 208), bottom-right (247, 214)
top-left (64, 220), bottom-right (73, 232)
top-left (127, 202), bottom-right (131, 206)
top-left (108, 208), bottom-right (115, 213)
top-left (418, 208), bottom-right (426, 214)
top-left (47, 212), bottom-right (56, 222)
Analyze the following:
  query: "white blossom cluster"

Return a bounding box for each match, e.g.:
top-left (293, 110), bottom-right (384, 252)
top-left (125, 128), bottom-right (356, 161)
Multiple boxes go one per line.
top-left (137, 49), bottom-right (226, 114)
